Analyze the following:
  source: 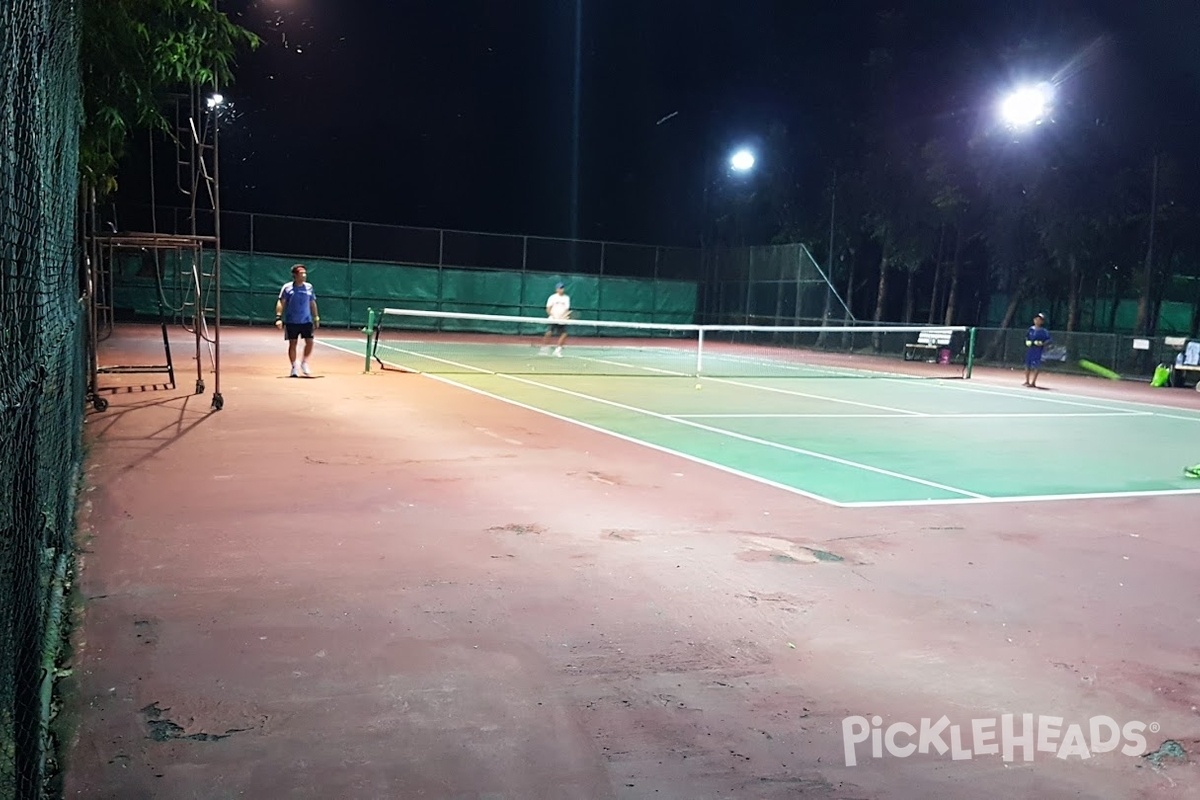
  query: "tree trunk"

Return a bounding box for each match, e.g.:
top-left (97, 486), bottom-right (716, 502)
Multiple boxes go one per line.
top-left (983, 287), bottom-right (1026, 360)
top-left (1090, 272), bottom-right (1103, 331)
top-left (815, 254), bottom-right (834, 346)
top-left (843, 256), bottom-right (855, 321)
top-left (903, 266), bottom-right (915, 323)
top-left (942, 224), bottom-right (962, 326)
top-left (816, 286), bottom-right (832, 337)
top-left (840, 253), bottom-right (856, 348)
top-left (1133, 152), bottom-right (1159, 336)
top-left (927, 224), bottom-right (946, 324)
top-left (871, 242), bottom-right (890, 351)
top-left (1066, 253), bottom-right (1080, 333)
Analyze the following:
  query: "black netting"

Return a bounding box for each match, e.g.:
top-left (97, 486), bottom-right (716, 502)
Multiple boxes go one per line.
top-left (0, 0), bottom-right (84, 797)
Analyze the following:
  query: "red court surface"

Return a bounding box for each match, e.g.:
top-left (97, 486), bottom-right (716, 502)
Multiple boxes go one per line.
top-left (61, 324), bottom-right (1200, 799)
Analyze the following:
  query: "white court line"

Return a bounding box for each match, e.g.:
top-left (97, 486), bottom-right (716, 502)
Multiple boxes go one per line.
top-left (318, 338), bottom-right (1200, 507)
top-left (576, 354), bottom-right (930, 416)
top-left (841, 486), bottom-right (1200, 508)
top-left (315, 339), bottom-right (847, 507)
top-left (669, 411), bottom-right (1152, 420)
top-left (356, 343), bottom-right (984, 499)
top-left (698, 347), bottom-right (959, 381)
top-left (583, 356), bottom-right (688, 376)
top-left (706, 376), bottom-right (929, 415)
top-left (886, 375), bottom-right (1200, 423)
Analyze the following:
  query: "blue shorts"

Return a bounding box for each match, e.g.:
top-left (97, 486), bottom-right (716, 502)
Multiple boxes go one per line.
top-left (1025, 349), bottom-right (1043, 369)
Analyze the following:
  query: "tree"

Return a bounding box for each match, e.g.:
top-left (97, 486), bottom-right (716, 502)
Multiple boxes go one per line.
top-left (80, 0), bottom-right (259, 195)
top-left (921, 136), bottom-right (977, 325)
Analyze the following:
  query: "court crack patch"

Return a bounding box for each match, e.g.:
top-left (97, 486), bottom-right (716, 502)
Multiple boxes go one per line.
top-left (488, 523), bottom-right (545, 536)
top-left (141, 702), bottom-right (258, 743)
top-left (1141, 740), bottom-right (1188, 768)
top-left (735, 535), bottom-right (845, 565)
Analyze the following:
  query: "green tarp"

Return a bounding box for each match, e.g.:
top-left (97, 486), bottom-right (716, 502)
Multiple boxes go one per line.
top-left (110, 251), bottom-right (698, 329)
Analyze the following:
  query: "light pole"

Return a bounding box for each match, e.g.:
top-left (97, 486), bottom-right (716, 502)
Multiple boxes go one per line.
top-left (700, 146), bottom-right (758, 322)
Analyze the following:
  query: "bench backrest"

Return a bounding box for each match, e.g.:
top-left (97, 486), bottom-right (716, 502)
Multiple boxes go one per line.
top-left (916, 329), bottom-right (954, 346)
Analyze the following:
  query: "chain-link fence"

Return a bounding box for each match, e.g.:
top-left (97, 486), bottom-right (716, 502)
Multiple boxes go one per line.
top-left (110, 204), bottom-right (706, 282)
top-left (700, 242), bottom-right (850, 326)
top-left (1, 0), bottom-right (85, 797)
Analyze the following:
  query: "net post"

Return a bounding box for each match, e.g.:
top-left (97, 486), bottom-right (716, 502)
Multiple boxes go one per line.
top-left (363, 307), bottom-right (376, 373)
top-left (696, 328), bottom-right (705, 376)
top-left (964, 326), bottom-right (976, 379)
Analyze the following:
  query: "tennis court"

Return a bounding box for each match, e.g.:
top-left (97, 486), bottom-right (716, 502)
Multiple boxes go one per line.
top-left (65, 322), bottom-right (1200, 800)
top-left (320, 310), bottom-right (1200, 508)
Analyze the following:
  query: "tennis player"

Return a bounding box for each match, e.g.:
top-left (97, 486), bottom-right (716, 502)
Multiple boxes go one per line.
top-left (541, 281), bottom-right (571, 357)
top-left (275, 264), bottom-right (320, 377)
top-left (1023, 312), bottom-right (1051, 387)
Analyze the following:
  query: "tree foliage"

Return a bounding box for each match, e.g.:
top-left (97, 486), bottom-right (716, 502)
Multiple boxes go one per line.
top-left (734, 8), bottom-right (1200, 336)
top-left (80, 0), bottom-right (260, 195)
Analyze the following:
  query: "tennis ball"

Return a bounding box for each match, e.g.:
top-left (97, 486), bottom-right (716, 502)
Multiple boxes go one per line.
top-left (695, 383), bottom-right (702, 390)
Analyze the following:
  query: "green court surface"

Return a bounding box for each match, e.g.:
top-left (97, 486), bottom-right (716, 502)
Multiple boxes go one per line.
top-left (323, 337), bottom-right (1200, 507)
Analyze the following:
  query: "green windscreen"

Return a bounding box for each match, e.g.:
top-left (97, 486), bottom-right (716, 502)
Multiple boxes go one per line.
top-left (108, 251), bottom-right (700, 329)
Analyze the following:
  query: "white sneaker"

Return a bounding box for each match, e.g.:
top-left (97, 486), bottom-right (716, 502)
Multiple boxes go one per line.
top-left (301, 361), bottom-right (311, 376)
top-left (554, 347), bottom-right (562, 357)
top-left (290, 364), bottom-right (298, 377)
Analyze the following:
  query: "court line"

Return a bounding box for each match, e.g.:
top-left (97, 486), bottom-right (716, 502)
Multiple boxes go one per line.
top-left (705, 376), bottom-right (929, 415)
top-left (579, 355), bottom-right (930, 416)
top-left (352, 343), bottom-right (984, 499)
top-left (500, 373), bottom-right (985, 497)
top-left (583, 356), bottom-right (691, 376)
top-left (669, 411), bottom-right (1152, 419)
top-left (646, 345), bottom-right (1200, 422)
top-left (583, 353), bottom-right (1147, 421)
top-left (886, 376), bottom-right (1200, 423)
top-left (841, 486), bottom-right (1200, 508)
top-left (314, 339), bottom-right (849, 507)
top-left (698, 346), bottom-right (939, 380)
top-left (320, 339), bottom-right (1200, 507)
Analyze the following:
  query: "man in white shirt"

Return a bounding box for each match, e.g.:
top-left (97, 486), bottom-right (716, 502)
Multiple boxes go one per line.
top-left (541, 282), bottom-right (571, 356)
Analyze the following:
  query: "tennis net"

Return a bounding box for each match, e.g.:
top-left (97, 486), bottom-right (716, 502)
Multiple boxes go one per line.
top-left (365, 308), bottom-right (976, 380)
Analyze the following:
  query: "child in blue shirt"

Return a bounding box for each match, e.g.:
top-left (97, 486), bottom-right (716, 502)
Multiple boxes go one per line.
top-left (1024, 313), bottom-right (1051, 387)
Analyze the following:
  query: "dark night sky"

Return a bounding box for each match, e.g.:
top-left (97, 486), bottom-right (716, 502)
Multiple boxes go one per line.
top-left (119, 1), bottom-right (1200, 247)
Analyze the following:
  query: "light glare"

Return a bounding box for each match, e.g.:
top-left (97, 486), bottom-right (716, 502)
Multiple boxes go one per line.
top-left (730, 149), bottom-right (755, 172)
top-left (999, 83), bottom-right (1052, 128)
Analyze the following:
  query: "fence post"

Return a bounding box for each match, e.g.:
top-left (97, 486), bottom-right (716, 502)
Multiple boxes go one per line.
top-left (521, 236), bottom-right (529, 316)
top-left (437, 230), bottom-right (445, 316)
top-left (652, 247), bottom-right (660, 323)
top-left (599, 241), bottom-right (606, 319)
top-left (745, 247), bottom-right (753, 325)
top-left (363, 307), bottom-right (375, 373)
top-left (964, 327), bottom-right (976, 379)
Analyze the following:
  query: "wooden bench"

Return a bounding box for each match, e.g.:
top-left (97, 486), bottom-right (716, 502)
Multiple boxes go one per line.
top-left (903, 328), bottom-right (957, 362)
top-left (1165, 336), bottom-right (1200, 390)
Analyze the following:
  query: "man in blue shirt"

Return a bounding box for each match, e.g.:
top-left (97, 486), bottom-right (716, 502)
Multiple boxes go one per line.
top-left (1024, 312), bottom-right (1051, 388)
top-left (275, 264), bottom-right (320, 377)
